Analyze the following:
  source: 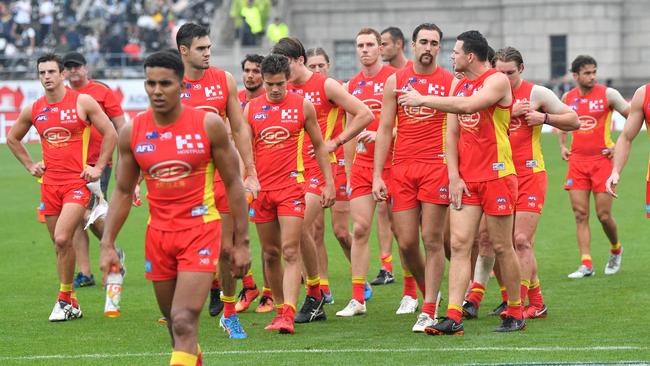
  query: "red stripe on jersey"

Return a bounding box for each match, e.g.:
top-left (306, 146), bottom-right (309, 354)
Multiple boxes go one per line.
top-left (288, 73), bottom-right (336, 169)
top-left (131, 107), bottom-right (219, 230)
top-left (565, 84), bottom-right (614, 160)
top-left (248, 93), bottom-right (306, 190)
top-left (509, 80), bottom-right (545, 176)
top-left (348, 64), bottom-right (396, 168)
top-left (32, 89), bottom-right (90, 185)
top-left (182, 67), bottom-right (229, 118)
top-left (393, 65), bottom-right (454, 165)
top-left (455, 69), bottom-right (515, 182)
top-left (75, 81), bottom-right (123, 165)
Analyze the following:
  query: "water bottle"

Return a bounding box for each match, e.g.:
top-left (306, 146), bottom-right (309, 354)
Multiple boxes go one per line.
top-left (104, 265), bottom-right (123, 317)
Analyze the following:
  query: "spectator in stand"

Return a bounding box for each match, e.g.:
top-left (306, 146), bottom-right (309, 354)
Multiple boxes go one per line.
top-left (38, 0), bottom-right (55, 46)
top-left (267, 17), bottom-right (288, 45)
top-left (240, 0), bottom-right (263, 46)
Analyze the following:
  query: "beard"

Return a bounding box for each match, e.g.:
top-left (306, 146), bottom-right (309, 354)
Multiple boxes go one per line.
top-left (245, 83), bottom-right (262, 92)
top-left (419, 53), bottom-right (433, 65)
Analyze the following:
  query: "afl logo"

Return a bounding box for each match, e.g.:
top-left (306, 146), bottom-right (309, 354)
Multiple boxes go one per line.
top-left (458, 113), bottom-right (480, 128)
top-left (43, 127), bottom-right (71, 143)
top-left (149, 160), bottom-right (192, 182)
top-left (253, 112), bottom-right (268, 121)
top-left (403, 105), bottom-right (437, 120)
top-left (578, 116), bottom-right (597, 131)
top-left (260, 126), bottom-right (290, 144)
top-left (135, 143), bottom-right (156, 154)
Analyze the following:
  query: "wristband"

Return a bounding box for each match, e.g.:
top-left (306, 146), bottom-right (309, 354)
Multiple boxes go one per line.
top-left (543, 113), bottom-right (549, 125)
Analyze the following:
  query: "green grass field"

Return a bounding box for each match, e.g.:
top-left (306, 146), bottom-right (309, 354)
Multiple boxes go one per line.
top-left (0, 133), bottom-right (648, 365)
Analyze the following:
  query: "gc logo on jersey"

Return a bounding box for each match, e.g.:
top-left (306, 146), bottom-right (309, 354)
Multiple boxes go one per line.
top-left (43, 126), bottom-right (71, 143)
top-left (260, 126), bottom-right (290, 144)
top-left (459, 112), bottom-right (480, 128)
top-left (149, 160), bottom-right (192, 182)
top-left (578, 115), bottom-right (597, 131)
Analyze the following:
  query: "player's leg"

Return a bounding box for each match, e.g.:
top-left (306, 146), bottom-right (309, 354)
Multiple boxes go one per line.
top-left (568, 189), bottom-right (593, 278)
top-left (337, 194), bottom-right (375, 317)
top-left (257, 219), bottom-right (285, 329)
top-left (169, 271), bottom-right (213, 363)
top-left (370, 201), bottom-right (396, 285)
top-left (414, 202), bottom-right (447, 331)
top-left (331, 200), bottom-right (352, 261)
top-left (392, 208), bottom-right (425, 313)
top-left (513, 211), bottom-right (540, 308)
top-left (594, 191), bottom-right (622, 274)
top-left (296, 192), bottom-right (326, 323)
top-left (276, 215), bottom-right (304, 333)
top-left (255, 252), bottom-right (274, 313)
top-left (72, 221), bottom-right (95, 287)
top-left (427, 205), bottom-right (482, 335)
top-left (153, 279), bottom-right (177, 342)
top-left (464, 215), bottom-right (495, 318)
top-left (313, 209), bottom-right (329, 298)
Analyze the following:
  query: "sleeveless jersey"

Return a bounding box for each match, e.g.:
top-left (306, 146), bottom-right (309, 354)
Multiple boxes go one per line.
top-left (76, 81), bottom-right (123, 166)
top-left (131, 107), bottom-right (219, 230)
top-left (643, 83), bottom-right (650, 182)
top-left (565, 84), bottom-right (614, 161)
top-left (393, 64), bottom-right (455, 165)
top-left (509, 80), bottom-right (545, 176)
top-left (288, 72), bottom-right (337, 169)
top-left (181, 67), bottom-right (229, 119)
top-left (31, 89), bottom-right (90, 185)
top-left (247, 92), bottom-right (306, 190)
top-left (455, 68), bottom-right (515, 182)
top-left (348, 64), bottom-right (396, 168)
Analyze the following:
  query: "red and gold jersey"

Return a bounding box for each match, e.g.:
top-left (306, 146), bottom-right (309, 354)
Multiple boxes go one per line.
top-left (565, 84), bottom-right (614, 161)
top-left (31, 89), bottom-right (90, 185)
top-left (238, 89), bottom-right (249, 110)
top-left (247, 92), bottom-right (306, 190)
top-left (288, 72), bottom-right (337, 169)
top-left (393, 65), bottom-right (454, 165)
top-left (131, 107), bottom-right (219, 230)
top-left (348, 64), bottom-right (396, 168)
top-left (181, 67), bottom-right (229, 119)
top-left (75, 81), bottom-right (123, 166)
top-left (643, 83), bottom-right (650, 182)
top-left (509, 80), bottom-right (545, 176)
top-left (455, 68), bottom-right (515, 182)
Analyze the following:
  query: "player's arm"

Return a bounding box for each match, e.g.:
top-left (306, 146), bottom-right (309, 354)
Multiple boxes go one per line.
top-left (446, 112), bottom-right (469, 209)
top-left (6, 105), bottom-right (45, 177)
top-left (527, 85), bottom-right (580, 131)
top-left (79, 94), bottom-right (118, 181)
top-left (324, 77), bottom-right (374, 152)
top-left (397, 72), bottom-right (512, 114)
top-left (304, 98), bottom-right (336, 208)
top-left (225, 72), bottom-right (260, 195)
top-left (606, 86), bottom-right (646, 196)
top-left (606, 87), bottom-right (631, 118)
top-left (557, 92), bottom-right (571, 161)
top-left (205, 112), bottom-right (251, 278)
top-left (100, 122), bottom-right (139, 283)
top-left (372, 74), bottom-right (397, 201)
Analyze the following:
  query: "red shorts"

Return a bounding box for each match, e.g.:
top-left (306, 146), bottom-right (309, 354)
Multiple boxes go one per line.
top-left (304, 164), bottom-right (337, 196)
top-left (564, 158), bottom-right (612, 193)
top-left (391, 162), bottom-right (449, 211)
top-left (464, 175), bottom-right (518, 216)
top-left (214, 179), bottom-right (230, 214)
top-left (516, 171), bottom-right (547, 214)
top-left (350, 164), bottom-right (391, 200)
top-left (335, 171), bottom-right (350, 201)
top-left (249, 184), bottom-right (305, 223)
top-left (144, 220), bottom-right (221, 281)
top-left (646, 180), bottom-right (649, 218)
top-left (40, 182), bottom-right (90, 215)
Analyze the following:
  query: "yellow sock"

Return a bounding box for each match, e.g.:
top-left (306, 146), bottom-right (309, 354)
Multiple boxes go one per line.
top-left (60, 283), bottom-right (73, 292)
top-left (170, 351), bottom-right (197, 366)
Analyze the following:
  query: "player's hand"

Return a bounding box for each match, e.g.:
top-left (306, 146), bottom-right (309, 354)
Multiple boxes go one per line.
top-left (99, 242), bottom-right (121, 286)
top-left (307, 144), bottom-right (316, 158)
top-left (372, 177), bottom-right (388, 202)
top-left (323, 139), bottom-right (340, 153)
top-left (244, 175), bottom-right (261, 200)
top-left (81, 165), bottom-right (102, 182)
top-left (357, 130), bottom-right (377, 143)
top-left (606, 172), bottom-right (619, 198)
top-left (395, 84), bottom-right (423, 107)
top-left (512, 100), bottom-right (530, 118)
top-left (524, 110), bottom-right (545, 126)
top-left (605, 146), bottom-right (615, 159)
top-left (449, 176), bottom-right (469, 210)
top-left (560, 146), bottom-right (570, 161)
top-left (132, 183), bottom-right (142, 206)
top-left (321, 182), bottom-right (336, 208)
top-left (28, 161), bottom-right (46, 177)
top-left (230, 241), bottom-right (251, 279)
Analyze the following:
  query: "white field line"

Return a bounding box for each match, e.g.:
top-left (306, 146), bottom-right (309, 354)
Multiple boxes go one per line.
top-left (1, 346), bottom-right (648, 361)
